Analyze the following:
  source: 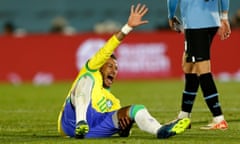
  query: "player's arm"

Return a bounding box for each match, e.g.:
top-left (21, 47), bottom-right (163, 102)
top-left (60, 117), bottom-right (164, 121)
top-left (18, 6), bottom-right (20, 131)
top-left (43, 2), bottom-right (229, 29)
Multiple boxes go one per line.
top-left (88, 3), bottom-right (148, 70)
top-left (167, 0), bottom-right (180, 30)
top-left (218, 0), bottom-right (231, 40)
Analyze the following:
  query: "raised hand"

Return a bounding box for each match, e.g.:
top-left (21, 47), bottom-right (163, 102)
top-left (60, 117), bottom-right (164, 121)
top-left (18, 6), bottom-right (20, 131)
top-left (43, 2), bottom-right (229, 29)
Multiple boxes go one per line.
top-left (127, 3), bottom-right (149, 28)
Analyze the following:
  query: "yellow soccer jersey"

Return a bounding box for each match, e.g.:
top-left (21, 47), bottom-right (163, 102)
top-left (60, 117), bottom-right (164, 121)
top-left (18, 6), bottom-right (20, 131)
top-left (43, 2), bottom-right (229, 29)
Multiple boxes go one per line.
top-left (67, 35), bottom-right (121, 112)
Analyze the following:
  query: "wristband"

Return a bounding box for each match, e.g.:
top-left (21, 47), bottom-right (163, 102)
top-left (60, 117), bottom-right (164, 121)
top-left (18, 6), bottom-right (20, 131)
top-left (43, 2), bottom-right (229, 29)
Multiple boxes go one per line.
top-left (121, 24), bottom-right (133, 35)
top-left (220, 13), bottom-right (228, 20)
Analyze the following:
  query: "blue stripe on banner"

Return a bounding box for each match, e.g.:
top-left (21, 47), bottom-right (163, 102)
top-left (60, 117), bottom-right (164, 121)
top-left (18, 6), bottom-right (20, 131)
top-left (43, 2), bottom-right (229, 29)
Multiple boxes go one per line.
top-left (205, 93), bottom-right (219, 100)
top-left (183, 90), bottom-right (197, 95)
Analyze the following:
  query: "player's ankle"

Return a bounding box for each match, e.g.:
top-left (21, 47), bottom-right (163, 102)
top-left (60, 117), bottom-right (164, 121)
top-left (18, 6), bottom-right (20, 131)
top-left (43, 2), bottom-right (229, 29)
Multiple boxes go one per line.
top-left (178, 111), bottom-right (191, 119)
top-left (213, 115), bottom-right (225, 123)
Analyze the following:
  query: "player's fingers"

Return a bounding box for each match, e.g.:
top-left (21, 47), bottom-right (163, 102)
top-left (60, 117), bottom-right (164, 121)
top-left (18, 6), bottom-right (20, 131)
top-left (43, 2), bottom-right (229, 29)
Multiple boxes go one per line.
top-left (224, 32), bottom-right (230, 39)
top-left (219, 26), bottom-right (230, 40)
top-left (138, 4), bottom-right (147, 15)
top-left (140, 7), bottom-right (148, 16)
top-left (124, 117), bottom-right (131, 126)
top-left (130, 5), bottom-right (134, 14)
top-left (119, 118), bottom-right (127, 129)
top-left (219, 31), bottom-right (225, 40)
top-left (169, 20), bottom-right (177, 31)
top-left (139, 20), bottom-right (149, 25)
top-left (226, 28), bottom-right (231, 36)
top-left (119, 120), bottom-right (123, 129)
top-left (173, 17), bottom-right (181, 24)
top-left (135, 3), bottom-right (141, 13)
top-left (168, 20), bottom-right (174, 28)
top-left (119, 117), bottom-right (131, 129)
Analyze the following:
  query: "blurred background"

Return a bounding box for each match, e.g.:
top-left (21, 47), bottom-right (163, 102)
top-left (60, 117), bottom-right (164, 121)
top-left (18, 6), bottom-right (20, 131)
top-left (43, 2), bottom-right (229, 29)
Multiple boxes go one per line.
top-left (0, 0), bottom-right (168, 34)
top-left (0, 0), bottom-right (240, 84)
top-left (0, 0), bottom-right (240, 34)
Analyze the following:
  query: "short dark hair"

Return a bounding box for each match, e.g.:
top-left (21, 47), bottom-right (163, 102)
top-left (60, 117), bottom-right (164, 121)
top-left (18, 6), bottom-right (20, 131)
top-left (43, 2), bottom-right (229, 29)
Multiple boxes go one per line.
top-left (111, 54), bottom-right (117, 60)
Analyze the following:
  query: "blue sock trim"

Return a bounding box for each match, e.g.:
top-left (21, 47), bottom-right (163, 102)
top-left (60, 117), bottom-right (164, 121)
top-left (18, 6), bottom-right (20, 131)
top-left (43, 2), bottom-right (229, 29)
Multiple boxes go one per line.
top-left (204, 93), bottom-right (218, 100)
top-left (183, 90), bottom-right (197, 95)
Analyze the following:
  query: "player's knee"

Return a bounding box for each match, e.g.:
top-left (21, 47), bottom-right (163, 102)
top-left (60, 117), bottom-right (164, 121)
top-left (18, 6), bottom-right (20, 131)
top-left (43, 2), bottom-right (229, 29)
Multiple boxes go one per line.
top-left (129, 104), bottom-right (145, 119)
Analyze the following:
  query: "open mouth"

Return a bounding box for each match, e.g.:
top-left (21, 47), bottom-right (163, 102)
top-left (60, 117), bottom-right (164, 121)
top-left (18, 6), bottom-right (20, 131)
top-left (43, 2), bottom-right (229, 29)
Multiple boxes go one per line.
top-left (107, 75), bottom-right (113, 80)
top-left (107, 75), bottom-right (114, 84)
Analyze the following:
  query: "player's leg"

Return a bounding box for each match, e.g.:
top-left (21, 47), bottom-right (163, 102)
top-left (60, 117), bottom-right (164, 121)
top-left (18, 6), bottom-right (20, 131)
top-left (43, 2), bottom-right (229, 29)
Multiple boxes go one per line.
top-left (177, 30), bottom-right (200, 120)
top-left (178, 53), bottom-right (199, 119)
top-left (196, 60), bottom-right (228, 130)
top-left (129, 105), bottom-right (162, 135)
top-left (70, 75), bottom-right (94, 138)
top-left (198, 69), bottom-right (228, 130)
top-left (81, 105), bottom-right (162, 138)
top-left (117, 105), bottom-right (161, 135)
top-left (59, 103), bottom-right (120, 138)
top-left (193, 27), bottom-right (228, 130)
top-left (58, 97), bottom-right (77, 137)
top-left (118, 105), bottom-right (190, 139)
top-left (83, 108), bottom-right (120, 138)
top-left (116, 106), bottom-right (134, 137)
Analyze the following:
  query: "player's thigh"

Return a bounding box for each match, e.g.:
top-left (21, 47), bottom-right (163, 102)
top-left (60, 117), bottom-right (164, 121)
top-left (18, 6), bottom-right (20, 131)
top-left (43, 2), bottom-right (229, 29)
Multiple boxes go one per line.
top-left (182, 52), bottom-right (197, 73)
top-left (86, 111), bottom-right (119, 138)
top-left (195, 60), bottom-right (211, 74)
top-left (185, 28), bottom-right (215, 62)
top-left (59, 100), bottom-right (76, 137)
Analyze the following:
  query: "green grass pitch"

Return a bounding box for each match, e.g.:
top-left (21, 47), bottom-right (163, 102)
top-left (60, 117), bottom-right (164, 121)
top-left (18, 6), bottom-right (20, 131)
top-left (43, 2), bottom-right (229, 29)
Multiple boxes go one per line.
top-left (0, 80), bottom-right (239, 144)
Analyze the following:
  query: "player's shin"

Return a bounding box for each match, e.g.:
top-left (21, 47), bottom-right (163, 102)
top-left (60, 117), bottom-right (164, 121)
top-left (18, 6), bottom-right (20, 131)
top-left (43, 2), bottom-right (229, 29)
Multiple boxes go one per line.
top-left (70, 76), bottom-right (93, 138)
top-left (178, 73), bottom-right (199, 119)
top-left (71, 76), bottom-right (93, 123)
top-left (131, 105), bottom-right (161, 135)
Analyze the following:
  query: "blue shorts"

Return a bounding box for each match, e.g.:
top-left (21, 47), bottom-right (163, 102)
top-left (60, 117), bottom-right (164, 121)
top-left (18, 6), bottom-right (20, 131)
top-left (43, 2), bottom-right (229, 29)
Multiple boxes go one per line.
top-left (60, 100), bottom-right (119, 138)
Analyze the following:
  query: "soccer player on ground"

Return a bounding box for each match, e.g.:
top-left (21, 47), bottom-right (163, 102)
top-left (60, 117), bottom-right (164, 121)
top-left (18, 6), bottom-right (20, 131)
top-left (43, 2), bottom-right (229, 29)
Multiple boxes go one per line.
top-left (167, 0), bottom-right (231, 130)
top-left (57, 3), bottom-right (190, 139)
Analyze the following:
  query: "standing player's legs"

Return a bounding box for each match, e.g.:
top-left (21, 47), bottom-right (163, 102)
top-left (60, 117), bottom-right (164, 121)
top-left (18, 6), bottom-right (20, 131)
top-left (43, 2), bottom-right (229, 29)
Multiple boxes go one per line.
top-left (184, 28), bottom-right (228, 130)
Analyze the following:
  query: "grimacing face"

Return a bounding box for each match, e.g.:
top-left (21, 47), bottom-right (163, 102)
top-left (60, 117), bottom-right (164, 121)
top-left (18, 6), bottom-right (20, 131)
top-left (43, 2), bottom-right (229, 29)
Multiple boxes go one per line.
top-left (100, 58), bottom-right (118, 89)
